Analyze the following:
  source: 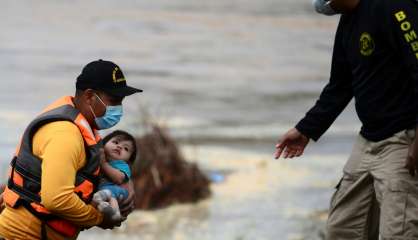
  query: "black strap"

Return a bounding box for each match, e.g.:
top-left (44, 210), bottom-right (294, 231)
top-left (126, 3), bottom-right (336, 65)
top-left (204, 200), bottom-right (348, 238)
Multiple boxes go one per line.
top-left (20, 200), bottom-right (54, 221)
top-left (7, 181), bottom-right (41, 203)
top-left (14, 160), bottom-right (41, 183)
top-left (21, 200), bottom-right (53, 240)
top-left (7, 157), bottom-right (41, 203)
top-left (8, 157), bottom-right (17, 189)
top-left (7, 157), bottom-right (50, 240)
top-left (41, 221), bottom-right (47, 240)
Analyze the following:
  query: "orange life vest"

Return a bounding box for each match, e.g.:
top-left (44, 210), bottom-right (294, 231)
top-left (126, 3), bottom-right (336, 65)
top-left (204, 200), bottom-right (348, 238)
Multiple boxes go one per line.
top-left (2, 96), bottom-right (101, 239)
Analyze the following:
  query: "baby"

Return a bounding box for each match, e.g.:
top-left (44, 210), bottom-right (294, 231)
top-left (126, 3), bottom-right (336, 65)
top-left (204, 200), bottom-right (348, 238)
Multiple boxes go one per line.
top-left (93, 130), bottom-right (137, 220)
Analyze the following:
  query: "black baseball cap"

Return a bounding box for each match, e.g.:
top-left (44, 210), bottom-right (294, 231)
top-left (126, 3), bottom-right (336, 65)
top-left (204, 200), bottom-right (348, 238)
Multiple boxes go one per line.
top-left (76, 59), bottom-right (143, 97)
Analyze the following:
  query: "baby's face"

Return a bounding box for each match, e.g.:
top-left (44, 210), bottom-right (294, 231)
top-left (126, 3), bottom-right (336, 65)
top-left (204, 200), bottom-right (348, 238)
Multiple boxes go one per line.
top-left (104, 136), bottom-right (134, 161)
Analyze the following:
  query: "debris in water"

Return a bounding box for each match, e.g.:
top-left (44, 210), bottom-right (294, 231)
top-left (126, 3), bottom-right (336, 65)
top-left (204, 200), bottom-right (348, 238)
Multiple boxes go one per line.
top-left (132, 125), bottom-right (211, 210)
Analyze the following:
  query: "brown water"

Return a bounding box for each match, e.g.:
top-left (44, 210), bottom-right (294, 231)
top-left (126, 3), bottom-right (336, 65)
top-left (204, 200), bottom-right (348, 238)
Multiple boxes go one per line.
top-left (0, 1), bottom-right (360, 239)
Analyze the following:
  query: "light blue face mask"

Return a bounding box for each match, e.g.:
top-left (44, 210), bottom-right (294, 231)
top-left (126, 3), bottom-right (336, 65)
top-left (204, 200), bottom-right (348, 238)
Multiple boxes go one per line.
top-left (91, 94), bottom-right (123, 129)
top-left (313, 0), bottom-right (337, 15)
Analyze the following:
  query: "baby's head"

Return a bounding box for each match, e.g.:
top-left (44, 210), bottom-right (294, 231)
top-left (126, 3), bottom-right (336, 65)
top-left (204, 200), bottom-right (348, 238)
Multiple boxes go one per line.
top-left (102, 130), bottom-right (137, 164)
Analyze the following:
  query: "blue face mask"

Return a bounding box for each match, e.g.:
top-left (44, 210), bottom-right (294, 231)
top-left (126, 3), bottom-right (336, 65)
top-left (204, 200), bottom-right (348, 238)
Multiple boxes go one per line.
top-left (313, 0), bottom-right (337, 15)
top-left (90, 94), bottom-right (123, 129)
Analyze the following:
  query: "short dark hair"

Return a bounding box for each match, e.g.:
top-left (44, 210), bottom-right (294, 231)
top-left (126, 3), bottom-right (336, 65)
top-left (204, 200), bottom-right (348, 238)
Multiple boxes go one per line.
top-left (102, 130), bottom-right (137, 164)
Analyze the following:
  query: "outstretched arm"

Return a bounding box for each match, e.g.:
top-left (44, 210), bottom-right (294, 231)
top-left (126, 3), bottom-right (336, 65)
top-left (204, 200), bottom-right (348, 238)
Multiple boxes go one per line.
top-left (275, 17), bottom-right (353, 159)
top-left (295, 17), bottom-right (354, 141)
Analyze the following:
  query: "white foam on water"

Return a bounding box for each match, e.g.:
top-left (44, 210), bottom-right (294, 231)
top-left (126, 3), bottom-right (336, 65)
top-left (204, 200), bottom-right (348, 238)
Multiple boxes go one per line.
top-left (154, 116), bottom-right (213, 129)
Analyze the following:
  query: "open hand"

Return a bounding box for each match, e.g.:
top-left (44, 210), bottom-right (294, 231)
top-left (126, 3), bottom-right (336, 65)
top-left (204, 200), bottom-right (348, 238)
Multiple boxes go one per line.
top-left (274, 128), bottom-right (309, 159)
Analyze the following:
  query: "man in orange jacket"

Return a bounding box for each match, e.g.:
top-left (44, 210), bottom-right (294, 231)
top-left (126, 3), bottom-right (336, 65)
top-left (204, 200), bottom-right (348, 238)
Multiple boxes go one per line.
top-left (0, 59), bottom-right (142, 240)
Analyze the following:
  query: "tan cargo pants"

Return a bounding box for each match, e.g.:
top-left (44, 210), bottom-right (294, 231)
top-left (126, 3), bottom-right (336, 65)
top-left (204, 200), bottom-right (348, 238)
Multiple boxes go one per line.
top-left (326, 129), bottom-right (418, 240)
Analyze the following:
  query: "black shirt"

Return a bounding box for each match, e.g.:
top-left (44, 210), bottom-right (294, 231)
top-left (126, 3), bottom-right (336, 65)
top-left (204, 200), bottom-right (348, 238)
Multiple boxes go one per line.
top-left (295, 0), bottom-right (418, 141)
